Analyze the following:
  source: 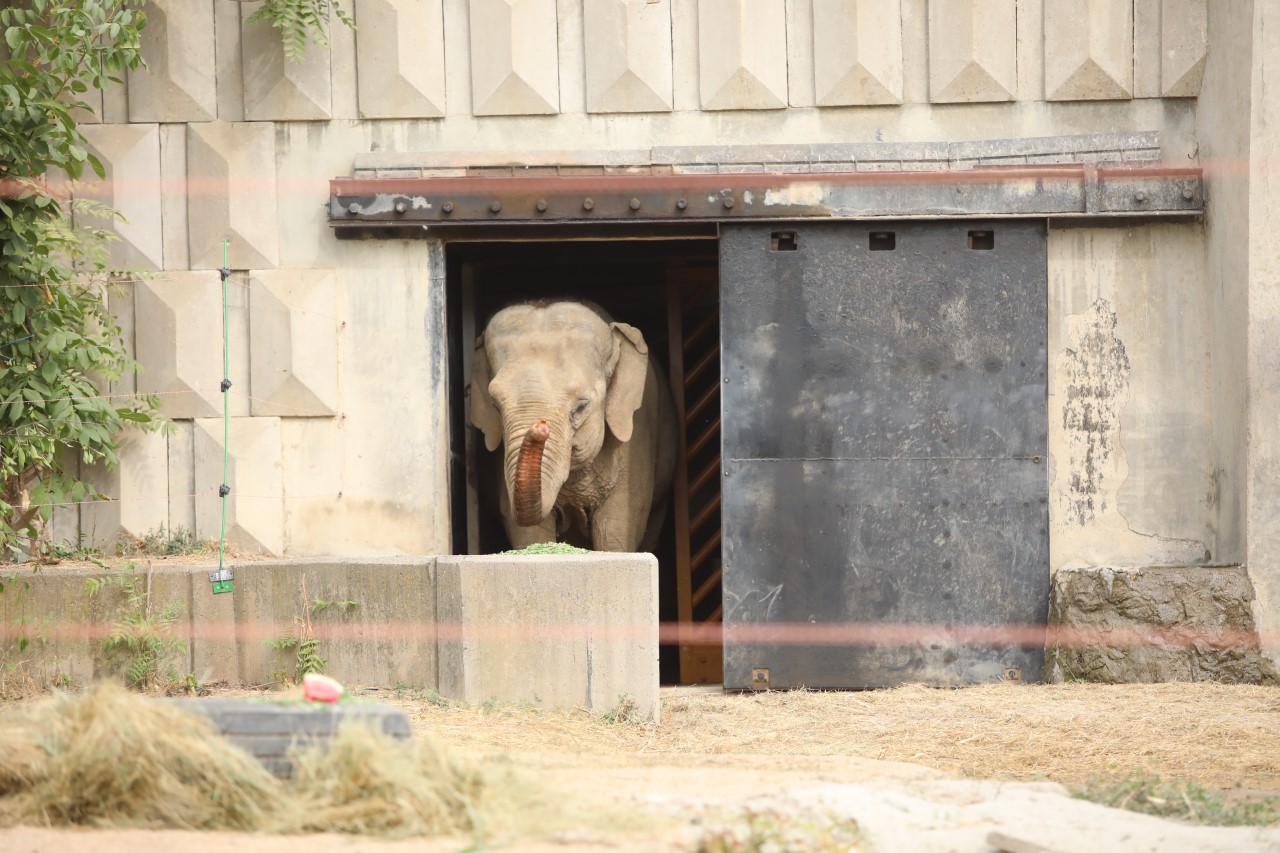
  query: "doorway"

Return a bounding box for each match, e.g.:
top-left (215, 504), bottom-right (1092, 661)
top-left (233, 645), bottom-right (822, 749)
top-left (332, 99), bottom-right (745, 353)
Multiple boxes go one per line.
top-left (446, 238), bottom-right (724, 685)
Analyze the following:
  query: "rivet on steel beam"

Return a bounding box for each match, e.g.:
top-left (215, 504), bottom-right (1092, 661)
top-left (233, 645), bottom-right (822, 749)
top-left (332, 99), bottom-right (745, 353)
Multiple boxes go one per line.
top-left (1134, 191), bottom-right (1147, 203)
top-left (583, 198), bottom-right (595, 211)
top-left (489, 200), bottom-right (502, 213)
top-left (347, 202), bottom-right (361, 214)
top-left (536, 199), bottom-right (548, 212)
top-left (629, 198), bottom-right (641, 211)
top-left (442, 202), bottom-right (454, 214)
top-left (1183, 188), bottom-right (1195, 201)
top-left (676, 198), bottom-right (688, 210)
top-left (723, 197), bottom-right (735, 209)
top-left (394, 201), bottom-right (407, 214)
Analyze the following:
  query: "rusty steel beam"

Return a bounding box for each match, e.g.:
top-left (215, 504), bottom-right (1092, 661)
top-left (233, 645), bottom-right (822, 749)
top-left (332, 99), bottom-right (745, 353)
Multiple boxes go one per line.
top-left (328, 164), bottom-right (1203, 232)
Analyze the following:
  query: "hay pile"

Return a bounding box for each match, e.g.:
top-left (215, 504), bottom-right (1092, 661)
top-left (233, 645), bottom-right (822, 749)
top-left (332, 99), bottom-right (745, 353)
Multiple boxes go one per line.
top-left (0, 683), bottom-right (483, 837)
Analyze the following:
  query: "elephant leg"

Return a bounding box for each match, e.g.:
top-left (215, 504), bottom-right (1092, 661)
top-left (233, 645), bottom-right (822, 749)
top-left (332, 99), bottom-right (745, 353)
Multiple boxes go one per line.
top-left (590, 488), bottom-right (649, 553)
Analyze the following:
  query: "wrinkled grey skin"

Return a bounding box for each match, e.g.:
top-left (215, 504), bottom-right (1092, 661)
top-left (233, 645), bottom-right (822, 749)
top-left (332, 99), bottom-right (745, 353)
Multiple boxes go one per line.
top-left (471, 301), bottom-right (677, 552)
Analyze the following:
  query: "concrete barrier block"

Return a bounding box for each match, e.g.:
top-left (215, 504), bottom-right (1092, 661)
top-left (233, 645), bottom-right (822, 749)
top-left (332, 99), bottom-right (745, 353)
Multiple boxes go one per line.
top-left (76, 124), bottom-right (163, 271)
top-left (193, 417), bottom-right (284, 555)
top-left (1043, 0), bottom-right (1133, 101)
top-left (811, 0), bottom-right (903, 106)
top-left (128, 0), bottom-right (217, 122)
top-left (159, 125), bottom-right (189, 270)
top-left (698, 0), bottom-right (787, 110)
top-left (0, 562), bottom-right (192, 689)
top-left (469, 0), bottom-right (560, 115)
top-left (186, 122), bottom-right (279, 271)
top-left (355, 0), bottom-right (446, 117)
top-left (80, 428), bottom-right (170, 548)
top-left (436, 554), bottom-right (660, 721)
top-left (248, 270), bottom-right (338, 417)
top-left (232, 559), bottom-right (437, 688)
top-left (240, 0), bottom-right (334, 121)
top-left (1160, 0), bottom-right (1207, 97)
top-left (168, 422), bottom-right (196, 534)
top-left (928, 0), bottom-right (1016, 103)
top-left (134, 272), bottom-right (222, 419)
top-left (583, 0), bottom-right (673, 113)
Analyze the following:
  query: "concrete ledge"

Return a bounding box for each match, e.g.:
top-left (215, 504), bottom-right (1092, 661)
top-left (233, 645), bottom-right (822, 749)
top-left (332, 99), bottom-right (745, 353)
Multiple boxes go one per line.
top-left (1046, 566), bottom-right (1278, 684)
top-left (0, 558), bottom-right (437, 689)
top-left (436, 554), bottom-right (660, 722)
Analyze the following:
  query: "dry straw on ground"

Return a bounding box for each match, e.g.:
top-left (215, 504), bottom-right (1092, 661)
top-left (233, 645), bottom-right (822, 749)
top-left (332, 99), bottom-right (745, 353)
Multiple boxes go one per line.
top-left (0, 683), bottom-right (484, 837)
top-left (399, 682), bottom-right (1280, 790)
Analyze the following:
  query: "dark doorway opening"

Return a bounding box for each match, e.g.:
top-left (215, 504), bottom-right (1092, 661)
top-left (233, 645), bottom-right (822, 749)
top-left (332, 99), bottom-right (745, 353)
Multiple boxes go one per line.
top-left (446, 238), bottom-right (722, 685)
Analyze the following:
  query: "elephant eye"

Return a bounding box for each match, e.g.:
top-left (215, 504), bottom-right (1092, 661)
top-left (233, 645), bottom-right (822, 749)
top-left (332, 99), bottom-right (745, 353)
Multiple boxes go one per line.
top-left (570, 399), bottom-right (590, 422)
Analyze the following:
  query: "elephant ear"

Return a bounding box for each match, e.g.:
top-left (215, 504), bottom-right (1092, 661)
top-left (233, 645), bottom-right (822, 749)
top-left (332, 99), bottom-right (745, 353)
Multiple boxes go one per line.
top-left (605, 322), bottom-right (649, 443)
top-left (470, 333), bottom-right (502, 452)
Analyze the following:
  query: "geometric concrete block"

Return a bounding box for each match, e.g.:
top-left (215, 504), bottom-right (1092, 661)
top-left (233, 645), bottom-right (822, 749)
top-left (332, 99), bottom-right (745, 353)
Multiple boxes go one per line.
top-left (1160, 0), bottom-right (1207, 97)
top-left (76, 125), bottom-right (164, 270)
top-left (128, 0), bottom-right (218, 122)
top-left (355, 0), bottom-right (446, 117)
top-left (160, 125), bottom-right (189, 270)
top-left (699, 0), bottom-right (788, 109)
top-left (436, 554), bottom-right (660, 721)
top-left (186, 122), bottom-right (279, 271)
top-left (80, 428), bottom-right (170, 548)
top-left (1044, 0), bottom-right (1133, 101)
top-left (811, 0), bottom-right (903, 106)
top-left (134, 272), bottom-right (222, 420)
top-left (928, 0), bottom-right (1017, 103)
top-left (168, 421), bottom-right (196, 535)
top-left (583, 0), bottom-right (674, 113)
top-left (194, 417), bottom-right (284, 555)
top-left (469, 0), bottom-right (560, 115)
top-left (241, 0), bottom-right (334, 120)
top-left (248, 270), bottom-right (338, 417)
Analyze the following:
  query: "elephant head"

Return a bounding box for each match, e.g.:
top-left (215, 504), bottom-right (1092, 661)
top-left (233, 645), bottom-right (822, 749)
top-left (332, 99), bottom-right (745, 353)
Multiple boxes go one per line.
top-left (471, 301), bottom-right (651, 528)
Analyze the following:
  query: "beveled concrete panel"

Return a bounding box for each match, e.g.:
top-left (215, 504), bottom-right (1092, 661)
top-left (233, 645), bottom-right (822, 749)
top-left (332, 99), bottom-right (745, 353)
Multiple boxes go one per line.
top-left (355, 0), bottom-right (446, 117)
top-left (76, 125), bottom-right (163, 271)
top-left (812, 0), bottom-right (903, 106)
top-left (1161, 0), bottom-right (1207, 97)
top-left (81, 428), bottom-right (169, 547)
top-left (249, 270), bottom-right (339, 417)
top-left (134, 272), bottom-right (222, 419)
top-left (168, 421), bottom-right (196, 535)
top-left (928, 0), bottom-right (1016, 103)
top-left (699, 0), bottom-right (787, 110)
top-left (128, 0), bottom-right (217, 122)
top-left (186, 122), bottom-right (279, 271)
top-left (583, 0), bottom-right (673, 113)
top-left (469, 0), bottom-right (560, 115)
top-left (194, 417), bottom-right (284, 555)
top-left (1044, 0), bottom-right (1133, 101)
top-left (159, 125), bottom-right (188, 271)
top-left (241, 0), bottom-right (334, 120)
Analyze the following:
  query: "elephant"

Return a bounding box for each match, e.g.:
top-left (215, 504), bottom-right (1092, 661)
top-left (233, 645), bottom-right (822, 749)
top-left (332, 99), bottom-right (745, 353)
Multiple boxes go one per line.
top-left (470, 300), bottom-right (677, 553)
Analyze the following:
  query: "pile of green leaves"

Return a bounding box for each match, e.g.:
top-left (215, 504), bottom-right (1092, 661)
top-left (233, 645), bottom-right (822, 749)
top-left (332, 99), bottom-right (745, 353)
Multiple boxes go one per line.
top-left (0, 1), bottom-right (158, 558)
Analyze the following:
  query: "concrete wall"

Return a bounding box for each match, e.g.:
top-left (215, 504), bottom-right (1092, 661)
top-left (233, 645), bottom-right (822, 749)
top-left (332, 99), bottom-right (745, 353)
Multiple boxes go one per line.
top-left (62, 0), bottom-right (1213, 560)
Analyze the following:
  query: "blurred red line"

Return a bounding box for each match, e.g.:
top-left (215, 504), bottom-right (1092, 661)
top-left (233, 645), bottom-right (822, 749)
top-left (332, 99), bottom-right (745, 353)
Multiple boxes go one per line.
top-left (0, 620), bottom-right (1268, 649)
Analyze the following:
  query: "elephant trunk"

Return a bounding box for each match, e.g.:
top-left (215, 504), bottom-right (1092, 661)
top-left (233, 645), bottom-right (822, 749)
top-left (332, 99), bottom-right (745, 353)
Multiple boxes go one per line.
top-left (513, 419), bottom-right (550, 527)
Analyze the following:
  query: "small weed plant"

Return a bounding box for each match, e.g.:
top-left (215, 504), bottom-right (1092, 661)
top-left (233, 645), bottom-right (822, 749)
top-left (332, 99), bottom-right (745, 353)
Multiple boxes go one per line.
top-left (1074, 771), bottom-right (1280, 827)
top-left (599, 694), bottom-right (643, 725)
top-left (85, 563), bottom-right (188, 690)
top-left (115, 525), bottom-right (214, 558)
top-left (697, 806), bottom-right (864, 852)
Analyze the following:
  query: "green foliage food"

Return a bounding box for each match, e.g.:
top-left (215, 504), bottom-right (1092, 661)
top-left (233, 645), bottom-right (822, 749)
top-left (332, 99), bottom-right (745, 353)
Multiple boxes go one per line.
top-left (1073, 771), bottom-right (1280, 827)
top-left (0, 1), bottom-right (161, 559)
top-left (499, 543), bottom-right (592, 555)
top-left (246, 0), bottom-right (355, 63)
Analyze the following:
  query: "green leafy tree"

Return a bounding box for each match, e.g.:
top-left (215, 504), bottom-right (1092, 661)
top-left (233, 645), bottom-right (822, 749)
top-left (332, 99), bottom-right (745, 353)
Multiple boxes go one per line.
top-left (0, 0), bottom-right (158, 558)
top-left (243, 0), bottom-right (354, 63)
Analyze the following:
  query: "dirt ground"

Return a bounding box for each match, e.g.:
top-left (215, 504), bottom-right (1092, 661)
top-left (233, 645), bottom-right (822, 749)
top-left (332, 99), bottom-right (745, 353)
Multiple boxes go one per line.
top-left (3, 681), bottom-right (1280, 851)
